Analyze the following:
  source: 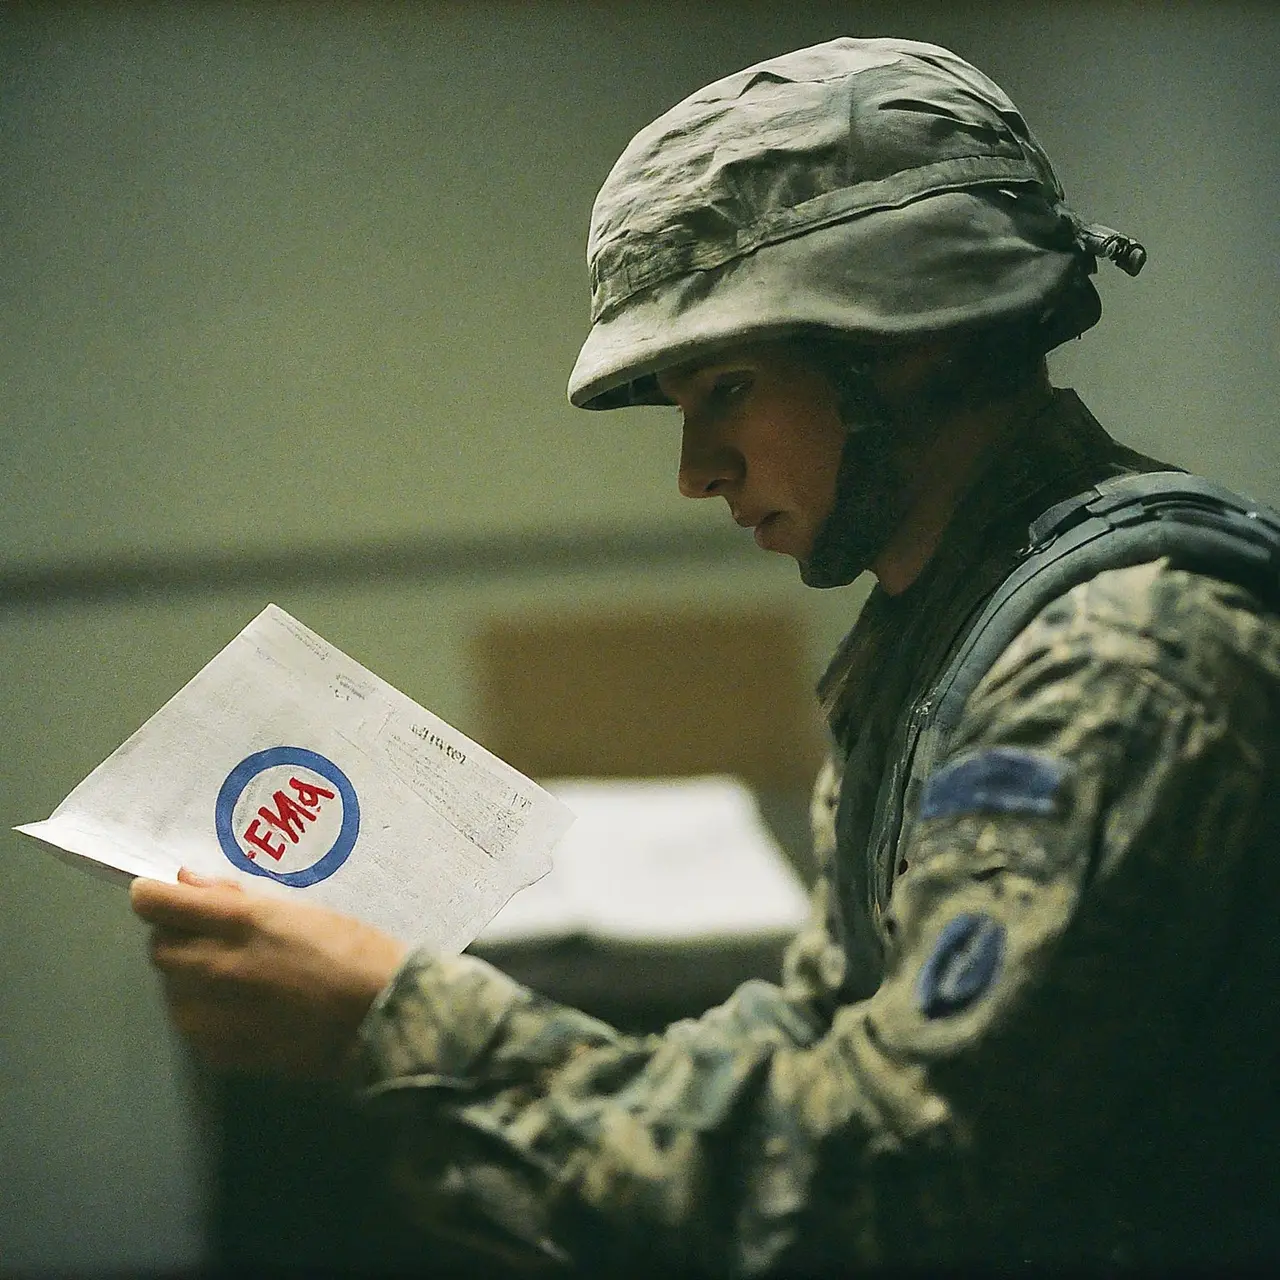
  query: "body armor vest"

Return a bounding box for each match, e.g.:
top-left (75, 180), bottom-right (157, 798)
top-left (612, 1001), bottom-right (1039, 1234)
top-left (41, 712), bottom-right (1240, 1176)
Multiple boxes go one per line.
top-left (835, 470), bottom-right (1280, 996)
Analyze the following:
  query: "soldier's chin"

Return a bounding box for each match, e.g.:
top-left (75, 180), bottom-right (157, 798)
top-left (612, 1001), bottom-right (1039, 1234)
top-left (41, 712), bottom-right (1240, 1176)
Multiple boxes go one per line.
top-left (800, 547), bottom-right (864, 588)
top-left (800, 515), bottom-right (889, 588)
top-left (801, 431), bottom-right (906, 589)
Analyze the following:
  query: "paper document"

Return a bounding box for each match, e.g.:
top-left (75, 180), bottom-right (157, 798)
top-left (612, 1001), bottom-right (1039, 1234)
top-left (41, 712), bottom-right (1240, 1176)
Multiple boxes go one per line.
top-left (475, 776), bottom-right (810, 946)
top-left (15, 604), bottom-right (576, 950)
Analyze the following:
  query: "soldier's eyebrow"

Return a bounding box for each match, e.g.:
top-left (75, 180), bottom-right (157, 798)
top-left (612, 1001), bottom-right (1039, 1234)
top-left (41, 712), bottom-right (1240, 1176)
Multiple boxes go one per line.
top-left (664, 356), bottom-right (757, 398)
top-left (656, 361), bottom-right (707, 400)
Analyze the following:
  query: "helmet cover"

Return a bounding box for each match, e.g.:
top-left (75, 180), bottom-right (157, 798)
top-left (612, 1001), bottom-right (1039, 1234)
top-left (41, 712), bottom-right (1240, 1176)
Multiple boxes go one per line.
top-left (568, 37), bottom-right (1144, 411)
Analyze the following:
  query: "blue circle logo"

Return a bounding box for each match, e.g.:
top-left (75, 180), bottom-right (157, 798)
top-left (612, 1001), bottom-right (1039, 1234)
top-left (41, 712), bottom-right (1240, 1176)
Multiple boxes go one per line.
top-left (214, 747), bottom-right (360, 886)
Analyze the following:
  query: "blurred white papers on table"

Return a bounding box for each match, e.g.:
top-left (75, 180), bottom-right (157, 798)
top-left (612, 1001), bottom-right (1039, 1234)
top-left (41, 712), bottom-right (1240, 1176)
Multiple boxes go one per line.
top-left (15, 604), bottom-right (575, 950)
top-left (475, 776), bottom-right (810, 947)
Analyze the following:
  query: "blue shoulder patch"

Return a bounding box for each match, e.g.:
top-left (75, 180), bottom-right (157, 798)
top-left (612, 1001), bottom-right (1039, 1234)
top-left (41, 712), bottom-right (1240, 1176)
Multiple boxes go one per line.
top-left (918, 747), bottom-right (1068, 822)
top-left (916, 912), bottom-right (1006, 1019)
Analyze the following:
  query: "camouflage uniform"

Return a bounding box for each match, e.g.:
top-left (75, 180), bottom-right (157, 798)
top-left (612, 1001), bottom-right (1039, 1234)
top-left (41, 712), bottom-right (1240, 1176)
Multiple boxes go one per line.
top-left (352, 388), bottom-right (1280, 1271)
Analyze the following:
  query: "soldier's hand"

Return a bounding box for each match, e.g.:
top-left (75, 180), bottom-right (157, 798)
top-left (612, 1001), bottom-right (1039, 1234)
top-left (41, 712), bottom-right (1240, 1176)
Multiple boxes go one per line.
top-left (130, 867), bottom-right (408, 1079)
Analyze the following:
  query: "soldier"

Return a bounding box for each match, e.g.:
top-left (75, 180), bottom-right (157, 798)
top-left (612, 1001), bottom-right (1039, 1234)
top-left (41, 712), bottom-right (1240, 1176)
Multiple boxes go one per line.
top-left (131, 38), bottom-right (1280, 1272)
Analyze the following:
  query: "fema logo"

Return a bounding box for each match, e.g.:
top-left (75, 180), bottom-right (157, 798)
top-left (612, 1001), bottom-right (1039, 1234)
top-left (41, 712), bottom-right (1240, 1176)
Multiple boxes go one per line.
top-left (215, 747), bottom-right (360, 887)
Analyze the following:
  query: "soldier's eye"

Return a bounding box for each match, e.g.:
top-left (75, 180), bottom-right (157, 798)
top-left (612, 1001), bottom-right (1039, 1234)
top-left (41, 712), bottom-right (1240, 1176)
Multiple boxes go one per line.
top-left (709, 374), bottom-right (751, 407)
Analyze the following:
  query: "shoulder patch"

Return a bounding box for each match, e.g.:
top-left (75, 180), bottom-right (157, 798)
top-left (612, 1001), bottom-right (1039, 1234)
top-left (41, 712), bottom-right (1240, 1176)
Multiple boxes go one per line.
top-left (918, 747), bottom-right (1069, 822)
top-left (916, 912), bottom-right (1006, 1019)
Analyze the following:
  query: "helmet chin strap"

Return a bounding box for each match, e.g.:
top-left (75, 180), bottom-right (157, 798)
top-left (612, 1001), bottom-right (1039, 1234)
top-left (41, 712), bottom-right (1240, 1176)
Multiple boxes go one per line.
top-left (800, 379), bottom-right (908, 589)
top-left (798, 332), bottom-right (1048, 589)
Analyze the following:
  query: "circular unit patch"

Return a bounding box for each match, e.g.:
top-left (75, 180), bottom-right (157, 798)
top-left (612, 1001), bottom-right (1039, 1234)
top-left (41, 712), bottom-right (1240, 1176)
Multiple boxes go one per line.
top-left (215, 746), bottom-right (359, 886)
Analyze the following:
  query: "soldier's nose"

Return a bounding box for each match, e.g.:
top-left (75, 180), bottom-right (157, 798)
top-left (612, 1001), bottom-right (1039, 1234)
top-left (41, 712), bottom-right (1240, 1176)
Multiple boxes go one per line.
top-left (678, 432), bottom-right (740, 499)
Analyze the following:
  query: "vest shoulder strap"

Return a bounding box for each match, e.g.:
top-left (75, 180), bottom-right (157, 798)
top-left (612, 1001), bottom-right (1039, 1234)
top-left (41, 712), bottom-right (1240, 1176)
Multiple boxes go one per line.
top-left (891, 470), bottom-right (1280, 875)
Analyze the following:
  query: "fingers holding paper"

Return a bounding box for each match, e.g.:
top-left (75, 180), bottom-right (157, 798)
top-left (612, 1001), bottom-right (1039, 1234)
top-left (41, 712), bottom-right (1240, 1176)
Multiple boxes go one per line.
top-left (176, 866), bottom-right (245, 892)
top-left (131, 869), bottom-right (409, 1079)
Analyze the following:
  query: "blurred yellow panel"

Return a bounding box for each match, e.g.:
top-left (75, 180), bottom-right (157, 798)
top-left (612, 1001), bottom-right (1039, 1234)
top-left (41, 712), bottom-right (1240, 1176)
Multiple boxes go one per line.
top-left (475, 609), bottom-right (826, 791)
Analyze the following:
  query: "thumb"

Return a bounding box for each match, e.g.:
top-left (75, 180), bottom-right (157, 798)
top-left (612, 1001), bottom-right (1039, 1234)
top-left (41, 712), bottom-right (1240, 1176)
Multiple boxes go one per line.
top-left (178, 866), bottom-right (244, 892)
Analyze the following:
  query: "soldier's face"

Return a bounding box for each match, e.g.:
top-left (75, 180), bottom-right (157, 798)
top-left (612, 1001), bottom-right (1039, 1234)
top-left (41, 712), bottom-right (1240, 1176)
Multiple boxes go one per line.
top-left (657, 343), bottom-right (848, 564)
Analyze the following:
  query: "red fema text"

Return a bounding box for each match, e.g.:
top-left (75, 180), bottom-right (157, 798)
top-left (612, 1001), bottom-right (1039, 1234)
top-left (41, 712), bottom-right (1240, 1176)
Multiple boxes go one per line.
top-left (241, 776), bottom-right (336, 861)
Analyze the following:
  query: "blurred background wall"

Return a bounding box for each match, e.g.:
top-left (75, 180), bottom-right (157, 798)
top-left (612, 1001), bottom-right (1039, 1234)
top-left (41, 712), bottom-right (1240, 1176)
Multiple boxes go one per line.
top-left (1, 1), bottom-right (1275, 1273)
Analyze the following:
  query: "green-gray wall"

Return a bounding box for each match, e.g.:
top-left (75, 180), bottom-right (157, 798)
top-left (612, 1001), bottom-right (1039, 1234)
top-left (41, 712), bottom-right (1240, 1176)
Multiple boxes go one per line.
top-left (2, 2), bottom-right (1275, 1271)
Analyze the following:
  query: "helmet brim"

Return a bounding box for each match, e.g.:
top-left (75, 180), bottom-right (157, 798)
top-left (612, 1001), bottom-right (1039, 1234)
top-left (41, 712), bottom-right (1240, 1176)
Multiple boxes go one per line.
top-left (568, 189), bottom-right (1086, 411)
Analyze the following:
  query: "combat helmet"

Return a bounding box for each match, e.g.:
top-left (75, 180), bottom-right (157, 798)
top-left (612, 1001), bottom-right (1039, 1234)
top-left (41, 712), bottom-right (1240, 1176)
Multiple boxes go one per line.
top-left (568, 37), bottom-right (1144, 412)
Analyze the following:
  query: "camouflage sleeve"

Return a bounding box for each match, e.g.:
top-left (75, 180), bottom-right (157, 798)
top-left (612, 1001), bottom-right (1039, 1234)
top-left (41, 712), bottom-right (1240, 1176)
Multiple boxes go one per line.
top-left (779, 754), bottom-right (852, 1012)
top-left (352, 561), bottom-right (1280, 1273)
